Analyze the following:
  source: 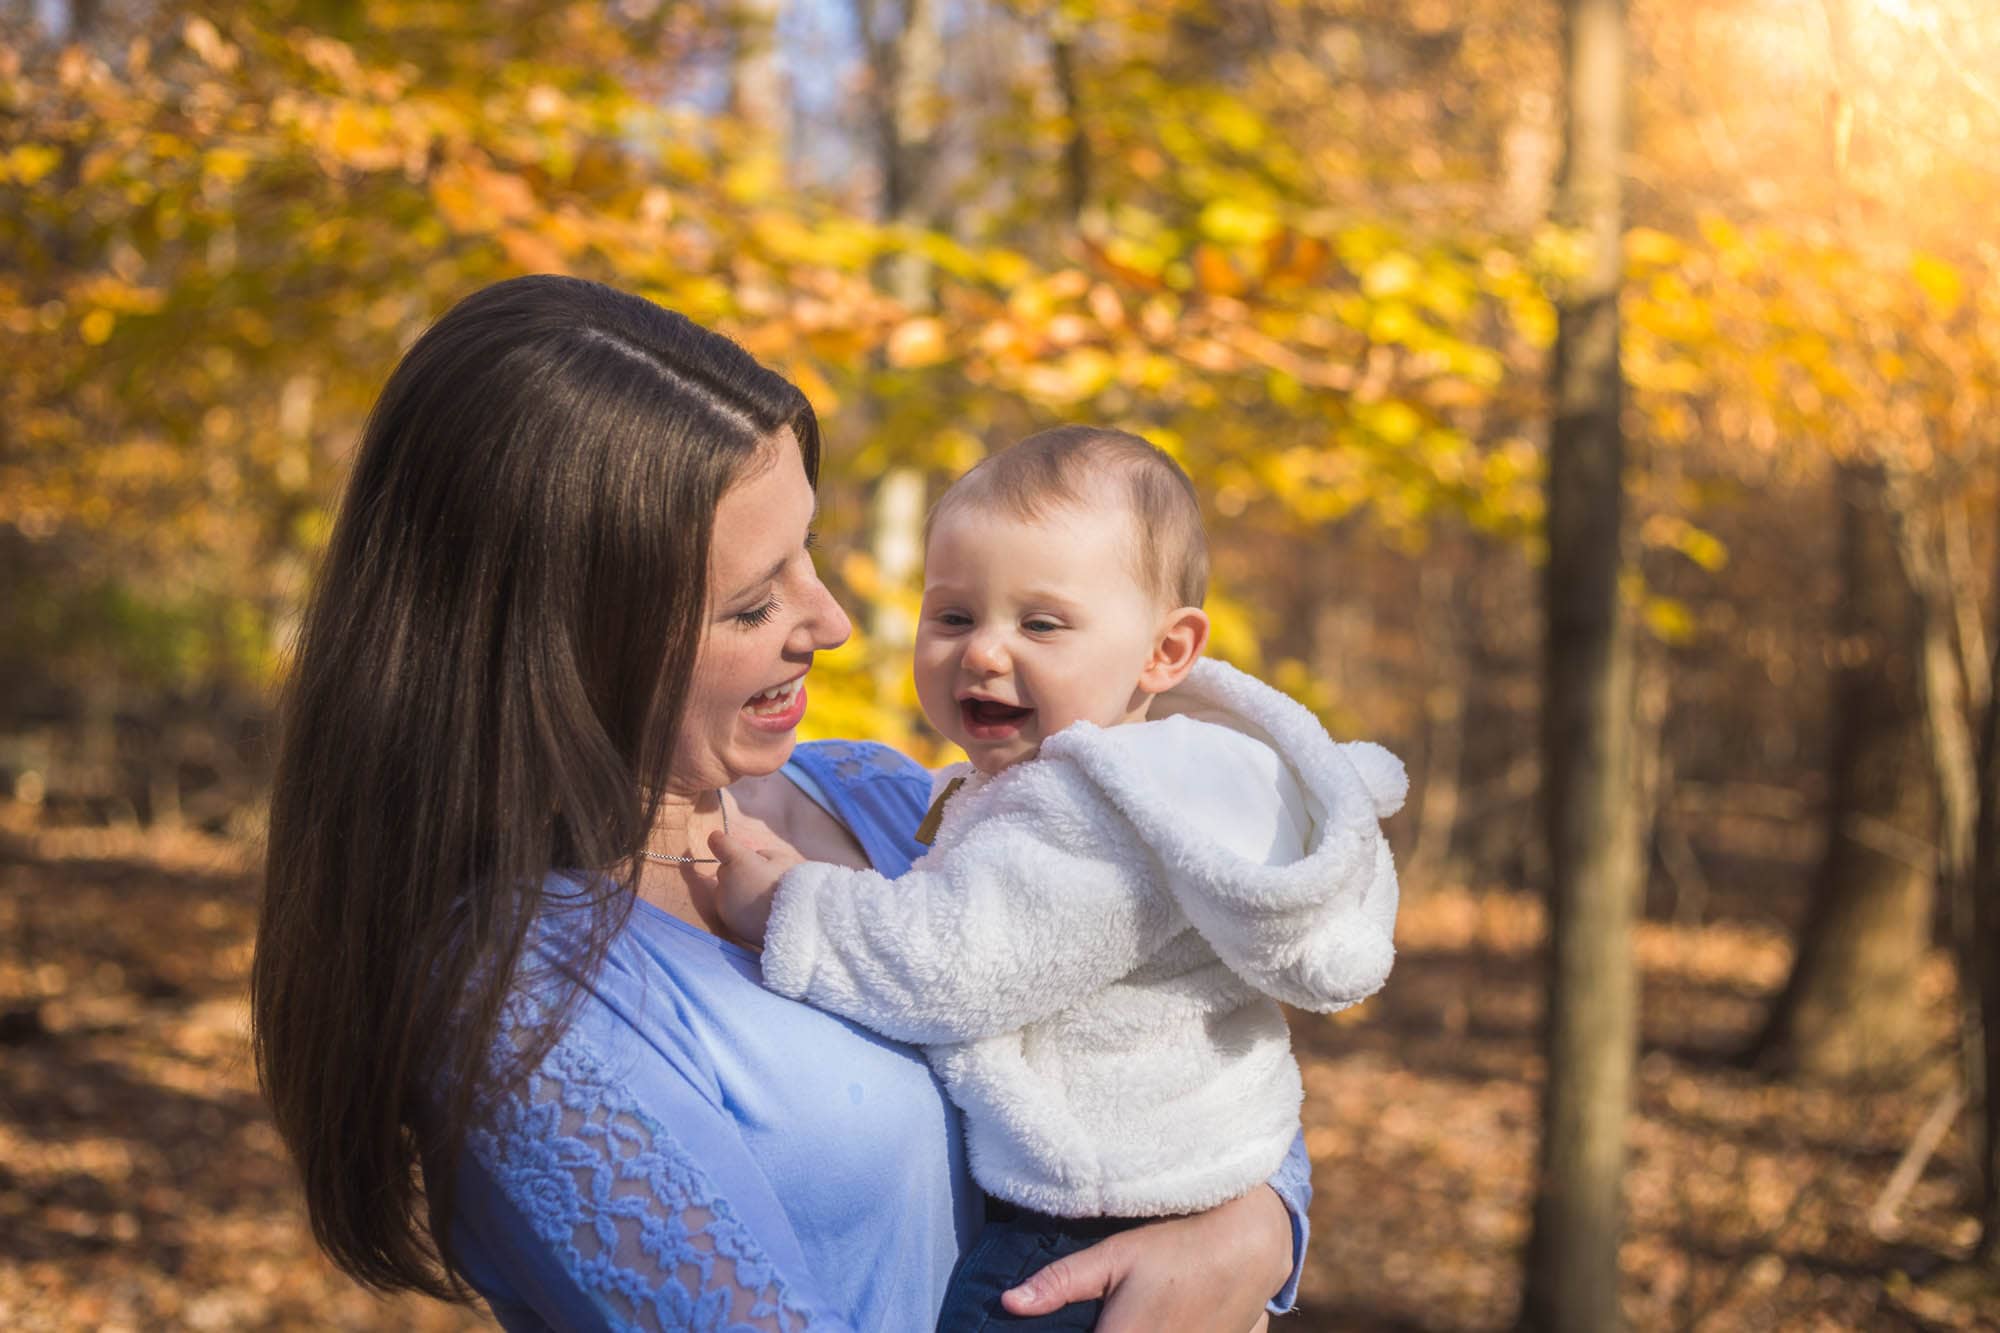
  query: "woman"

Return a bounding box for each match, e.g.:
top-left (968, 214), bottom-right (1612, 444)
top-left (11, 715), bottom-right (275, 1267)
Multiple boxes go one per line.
top-left (252, 275), bottom-right (1311, 1330)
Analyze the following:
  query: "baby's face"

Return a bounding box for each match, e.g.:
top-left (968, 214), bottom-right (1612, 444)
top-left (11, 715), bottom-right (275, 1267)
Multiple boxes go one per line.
top-left (915, 501), bottom-right (1169, 776)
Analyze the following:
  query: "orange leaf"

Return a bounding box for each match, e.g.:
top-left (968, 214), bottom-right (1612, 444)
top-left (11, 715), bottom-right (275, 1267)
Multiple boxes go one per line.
top-left (1193, 245), bottom-right (1246, 297)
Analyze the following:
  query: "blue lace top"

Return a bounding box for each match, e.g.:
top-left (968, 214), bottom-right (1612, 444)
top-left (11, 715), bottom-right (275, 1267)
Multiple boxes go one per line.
top-left (448, 740), bottom-right (1312, 1330)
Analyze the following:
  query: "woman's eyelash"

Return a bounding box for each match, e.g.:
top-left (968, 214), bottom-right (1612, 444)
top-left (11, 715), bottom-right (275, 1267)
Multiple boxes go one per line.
top-left (735, 596), bottom-right (780, 628)
top-left (729, 535), bottom-right (812, 629)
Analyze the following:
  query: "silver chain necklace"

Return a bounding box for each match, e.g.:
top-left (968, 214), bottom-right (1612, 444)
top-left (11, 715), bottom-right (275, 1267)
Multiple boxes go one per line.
top-left (638, 793), bottom-right (731, 867)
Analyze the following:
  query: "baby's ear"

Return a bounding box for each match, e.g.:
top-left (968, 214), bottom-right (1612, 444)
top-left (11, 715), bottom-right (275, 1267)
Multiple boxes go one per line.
top-left (1138, 606), bottom-right (1210, 694)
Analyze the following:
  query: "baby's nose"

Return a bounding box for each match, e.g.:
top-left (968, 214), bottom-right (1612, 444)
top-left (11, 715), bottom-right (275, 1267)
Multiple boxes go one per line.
top-left (961, 629), bottom-right (1010, 673)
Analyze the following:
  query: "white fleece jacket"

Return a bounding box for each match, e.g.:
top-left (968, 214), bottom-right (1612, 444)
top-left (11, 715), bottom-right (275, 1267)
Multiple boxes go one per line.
top-left (760, 658), bottom-right (1405, 1218)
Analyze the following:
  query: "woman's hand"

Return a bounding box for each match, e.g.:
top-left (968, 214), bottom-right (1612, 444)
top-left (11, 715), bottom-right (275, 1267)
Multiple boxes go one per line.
top-left (1003, 1185), bottom-right (1292, 1332)
top-left (709, 830), bottom-right (803, 945)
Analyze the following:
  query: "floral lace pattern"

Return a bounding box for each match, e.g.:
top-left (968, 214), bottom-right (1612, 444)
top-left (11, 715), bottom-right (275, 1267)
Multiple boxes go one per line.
top-left (470, 1003), bottom-right (815, 1332)
top-left (808, 739), bottom-right (916, 783)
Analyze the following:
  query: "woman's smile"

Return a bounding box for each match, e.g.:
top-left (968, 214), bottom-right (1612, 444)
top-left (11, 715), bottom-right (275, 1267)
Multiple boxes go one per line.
top-left (745, 675), bottom-right (809, 729)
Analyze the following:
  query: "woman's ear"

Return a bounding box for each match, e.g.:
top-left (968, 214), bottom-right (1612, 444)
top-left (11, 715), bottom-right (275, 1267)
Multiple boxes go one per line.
top-left (1137, 606), bottom-right (1210, 695)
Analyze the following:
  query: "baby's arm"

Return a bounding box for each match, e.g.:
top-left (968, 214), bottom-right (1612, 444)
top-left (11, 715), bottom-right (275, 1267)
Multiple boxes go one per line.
top-left (733, 774), bottom-right (1179, 1046)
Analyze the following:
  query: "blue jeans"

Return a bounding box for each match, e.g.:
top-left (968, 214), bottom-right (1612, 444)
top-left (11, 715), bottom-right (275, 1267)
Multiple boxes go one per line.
top-left (934, 1199), bottom-right (1145, 1332)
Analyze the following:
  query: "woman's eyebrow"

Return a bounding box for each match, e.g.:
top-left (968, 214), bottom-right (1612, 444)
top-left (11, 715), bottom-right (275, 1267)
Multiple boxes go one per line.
top-left (724, 507), bottom-right (818, 604)
top-left (726, 555), bottom-right (789, 605)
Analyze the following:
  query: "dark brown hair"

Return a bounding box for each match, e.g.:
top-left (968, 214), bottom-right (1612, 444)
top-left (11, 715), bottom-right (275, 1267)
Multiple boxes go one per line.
top-left (927, 424), bottom-right (1209, 608)
top-left (250, 274), bottom-right (818, 1298)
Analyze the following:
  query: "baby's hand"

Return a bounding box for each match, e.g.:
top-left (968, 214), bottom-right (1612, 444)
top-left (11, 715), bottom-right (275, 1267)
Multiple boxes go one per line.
top-left (709, 830), bottom-right (803, 946)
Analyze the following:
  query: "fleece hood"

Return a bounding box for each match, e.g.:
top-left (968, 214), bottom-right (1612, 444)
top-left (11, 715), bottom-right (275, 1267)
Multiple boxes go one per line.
top-left (1038, 656), bottom-right (1406, 1012)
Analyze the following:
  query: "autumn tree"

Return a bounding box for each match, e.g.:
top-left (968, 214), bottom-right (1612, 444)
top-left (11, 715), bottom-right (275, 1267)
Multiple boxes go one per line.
top-left (1747, 464), bottom-right (1937, 1076)
top-left (1970, 561), bottom-right (2000, 1270)
top-left (1520, 0), bottom-right (1643, 1329)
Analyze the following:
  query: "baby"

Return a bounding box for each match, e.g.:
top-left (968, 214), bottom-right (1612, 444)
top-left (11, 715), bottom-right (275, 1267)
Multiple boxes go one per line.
top-left (713, 425), bottom-right (1406, 1331)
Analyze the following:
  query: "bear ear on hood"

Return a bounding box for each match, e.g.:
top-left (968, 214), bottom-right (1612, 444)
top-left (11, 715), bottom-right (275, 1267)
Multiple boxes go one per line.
top-left (1340, 741), bottom-right (1408, 818)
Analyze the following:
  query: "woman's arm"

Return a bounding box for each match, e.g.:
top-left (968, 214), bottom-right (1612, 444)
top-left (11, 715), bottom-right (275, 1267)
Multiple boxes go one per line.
top-left (456, 1010), bottom-right (858, 1332)
top-left (1004, 1183), bottom-right (1298, 1331)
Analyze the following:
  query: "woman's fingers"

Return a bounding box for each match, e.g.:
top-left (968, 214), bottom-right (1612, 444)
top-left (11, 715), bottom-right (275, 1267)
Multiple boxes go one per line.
top-left (1002, 1235), bottom-right (1125, 1315)
top-left (1005, 1188), bottom-right (1288, 1331)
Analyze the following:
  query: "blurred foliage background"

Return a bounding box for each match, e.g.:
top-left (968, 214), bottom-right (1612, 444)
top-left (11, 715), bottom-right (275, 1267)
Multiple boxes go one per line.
top-left (6, 0), bottom-right (2000, 1327)
top-left (3, 0), bottom-right (1995, 839)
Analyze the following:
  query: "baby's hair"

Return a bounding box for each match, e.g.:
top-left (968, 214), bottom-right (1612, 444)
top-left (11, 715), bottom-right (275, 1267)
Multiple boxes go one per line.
top-left (927, 425), bottom-right (1209, 609)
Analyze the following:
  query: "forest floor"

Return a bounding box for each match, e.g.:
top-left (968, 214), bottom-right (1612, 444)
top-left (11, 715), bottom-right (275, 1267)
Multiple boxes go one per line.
top-left (1, 802), bottom-right (1995, 1332)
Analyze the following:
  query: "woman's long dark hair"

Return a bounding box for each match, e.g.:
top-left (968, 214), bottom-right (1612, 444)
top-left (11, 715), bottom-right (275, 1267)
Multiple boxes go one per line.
top-left (251, 274), bottom-right (820, 1297)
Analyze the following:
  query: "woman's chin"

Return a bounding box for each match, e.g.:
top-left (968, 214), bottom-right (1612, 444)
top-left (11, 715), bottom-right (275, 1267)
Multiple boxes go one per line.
top-left (723, 704), bottom-right (806, 778)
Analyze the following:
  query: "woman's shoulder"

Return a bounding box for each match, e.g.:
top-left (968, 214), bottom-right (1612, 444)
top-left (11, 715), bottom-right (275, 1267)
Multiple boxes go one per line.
top-left (782, 740), bottom-right (934, 878)
top-left (790, 737), bottom-right (928, 786)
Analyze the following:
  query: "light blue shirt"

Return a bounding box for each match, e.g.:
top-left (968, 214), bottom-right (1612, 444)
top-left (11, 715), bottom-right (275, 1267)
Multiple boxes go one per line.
top-left (448, 740), bottom-right (1310, 1329)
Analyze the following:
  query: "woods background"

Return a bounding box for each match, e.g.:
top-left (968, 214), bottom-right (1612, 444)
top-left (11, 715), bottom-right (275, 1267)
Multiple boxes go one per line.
top-left (4, 0), bottom-right (2000, 1328)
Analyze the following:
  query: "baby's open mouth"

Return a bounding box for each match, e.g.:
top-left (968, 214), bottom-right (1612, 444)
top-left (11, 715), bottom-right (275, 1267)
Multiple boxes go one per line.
top-left (961, 699), bottom-right (1032, 728)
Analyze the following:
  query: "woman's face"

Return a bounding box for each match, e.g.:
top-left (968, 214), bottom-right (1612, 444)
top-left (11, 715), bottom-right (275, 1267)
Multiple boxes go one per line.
top-left (669, 438), bottom-right (851, 794)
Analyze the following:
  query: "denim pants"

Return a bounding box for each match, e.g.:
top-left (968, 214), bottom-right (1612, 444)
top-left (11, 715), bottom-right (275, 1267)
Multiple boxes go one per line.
top-left (934, 1199), bottom-right (1145, 1332)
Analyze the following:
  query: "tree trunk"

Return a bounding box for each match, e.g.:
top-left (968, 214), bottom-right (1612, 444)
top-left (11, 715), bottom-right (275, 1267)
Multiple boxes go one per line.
top-left (1883, 473), bottom-right (1988, 1153)
top-left (859, 0), bottom-right (942, 694)
top-left (1748, 464), bottom-right (1937, 1078)
top-left (1047, 16), bottom-right (1090, 225)
top-left (729, 0), bottom-right (786, 134)
top-left (1519, 0), bottom-right (1642, 1329)
top-left (1968, 518), bottom-right (2000, 1267)
top-left (1411, 556), bottom-right (1465, 883)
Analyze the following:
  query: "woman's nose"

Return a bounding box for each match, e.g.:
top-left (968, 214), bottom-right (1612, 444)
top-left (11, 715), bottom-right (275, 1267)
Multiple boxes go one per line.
top-left (791, 566), bottom-right (852, 653)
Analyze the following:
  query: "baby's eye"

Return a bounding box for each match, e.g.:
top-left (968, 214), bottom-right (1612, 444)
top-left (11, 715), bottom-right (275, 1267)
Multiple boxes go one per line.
top-left (1023, 618), bottom-right (1063, 634)
top-left (933, 611), bottom-right (973, 628)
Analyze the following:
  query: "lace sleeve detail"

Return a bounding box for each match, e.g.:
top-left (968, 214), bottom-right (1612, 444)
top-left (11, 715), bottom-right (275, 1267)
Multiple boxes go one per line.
top-left (468, 1005), bottom-right (831, 1332)
top-left (797, 739), bottom-right (922, 782)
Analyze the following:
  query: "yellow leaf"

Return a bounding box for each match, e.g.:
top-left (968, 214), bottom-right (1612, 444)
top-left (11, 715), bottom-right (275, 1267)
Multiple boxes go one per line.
top-left (887, 317), bottom-right (949, 368)
top-left (431, 172), bottom-right (484, 233)
top-left (1912, 253), bottom-right (1963, 317)
top-left (1643, 596), bottom-right (1696, 645)
top-left (1203, 97), bottom-right (1266, 152)
top-left (475, 164), bottom-right (538, 222)
top-left (1205, 595), bottom-right (1264, 672)
top-left (1367, 301), bottom-right (1419, 344)
top-left (788, 361), bottom-right (839, 414)
top-left (182, 15), bottom-right (240, 71)
top-left (1359, 400), bottom-right (1424, 446)
top-left (499, 227), bottom-right (567, 274)
top-left (203, 147), bottom-right (251, 184)
top-left (1679, 528), bottom-right (1728, 572)
top-left (1018, 347), bottom-right (1116, 404)
top-left (4, 144), bottom-right (62, 186)
top-left (79, 309), bottom-right (115, 345)
top-left (1362, 252), bottom-right (1420, 300)
top-left (1199, 198), bottom-right (1279, 247)
top-left (1624, 227), bottom-right (1682, 267)
top-left (327, 104), bottom-right (399, 171)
